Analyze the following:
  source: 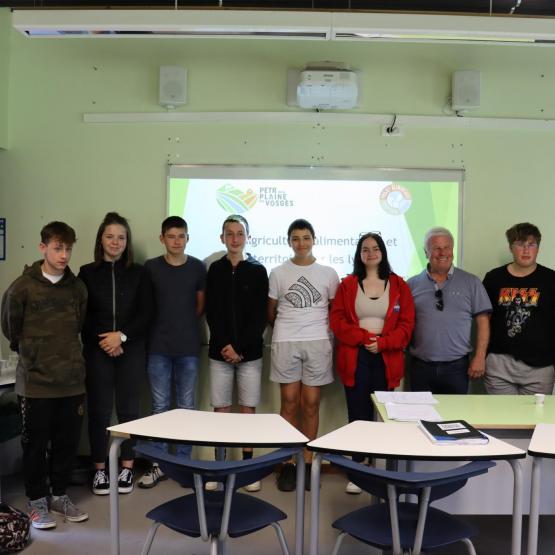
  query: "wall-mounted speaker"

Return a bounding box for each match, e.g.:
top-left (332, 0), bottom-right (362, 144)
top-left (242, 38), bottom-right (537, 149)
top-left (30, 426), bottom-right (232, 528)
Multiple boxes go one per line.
top-left (452, 70), bottom-right (480, 111)
top-left (159, 66), bottom-right (187, 109)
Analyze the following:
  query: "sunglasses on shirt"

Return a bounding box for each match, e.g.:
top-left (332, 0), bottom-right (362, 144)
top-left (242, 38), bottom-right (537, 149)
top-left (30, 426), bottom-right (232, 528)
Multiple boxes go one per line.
top-left (435, 289), bottom-right (444, 311)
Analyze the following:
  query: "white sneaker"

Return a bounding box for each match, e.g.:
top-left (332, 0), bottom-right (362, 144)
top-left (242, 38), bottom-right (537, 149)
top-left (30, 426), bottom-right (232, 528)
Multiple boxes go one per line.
top-left (244, 481), bottom-right (261, 492)
top-left (345, 481), bottom-right (362, 494)
top-left (138, 464), bottom-right (167, 489)
top-left (205, 481), bottom-right (219, 491)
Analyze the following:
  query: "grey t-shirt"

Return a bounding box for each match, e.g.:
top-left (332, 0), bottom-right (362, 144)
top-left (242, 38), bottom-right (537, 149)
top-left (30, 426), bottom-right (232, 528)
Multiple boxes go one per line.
top-left (407, 266), bottom-right (492, 361)
top-left (145, 255), bottom-right (206, 356)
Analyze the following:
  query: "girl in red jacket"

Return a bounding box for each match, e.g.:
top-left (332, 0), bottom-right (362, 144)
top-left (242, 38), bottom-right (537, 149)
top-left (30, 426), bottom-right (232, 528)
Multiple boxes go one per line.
top-left (330, 232), bottom-right (415, 492)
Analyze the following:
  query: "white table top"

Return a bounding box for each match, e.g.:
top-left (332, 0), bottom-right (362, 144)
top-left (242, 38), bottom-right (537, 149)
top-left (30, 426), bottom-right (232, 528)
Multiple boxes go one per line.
top-left (528, 423), bottom-right (555, 458)
top-left (108, 409), bottom-right (308, 447)
top-left (308, 420), bottom-right (526, 461)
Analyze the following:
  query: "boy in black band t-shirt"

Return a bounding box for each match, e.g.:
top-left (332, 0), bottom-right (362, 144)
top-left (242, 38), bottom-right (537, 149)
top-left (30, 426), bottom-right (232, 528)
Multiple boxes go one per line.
top-left (483, 222), bottom-right (555, 394)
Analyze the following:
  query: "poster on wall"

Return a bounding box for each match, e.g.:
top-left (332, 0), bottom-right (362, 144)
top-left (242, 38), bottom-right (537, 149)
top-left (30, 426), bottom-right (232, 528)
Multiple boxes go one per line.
top-left (167, 166), bottom-right (463, 280)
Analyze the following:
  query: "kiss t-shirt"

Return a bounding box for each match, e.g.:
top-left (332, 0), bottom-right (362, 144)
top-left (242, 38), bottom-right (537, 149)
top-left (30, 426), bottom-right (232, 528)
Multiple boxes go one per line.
top-left (482, 264), bottom-right (555, 367)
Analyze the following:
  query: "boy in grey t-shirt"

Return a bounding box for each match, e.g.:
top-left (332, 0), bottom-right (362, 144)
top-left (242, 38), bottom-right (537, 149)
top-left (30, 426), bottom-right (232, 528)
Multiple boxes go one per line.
top-left (138, 216), bottom-right (206, 489)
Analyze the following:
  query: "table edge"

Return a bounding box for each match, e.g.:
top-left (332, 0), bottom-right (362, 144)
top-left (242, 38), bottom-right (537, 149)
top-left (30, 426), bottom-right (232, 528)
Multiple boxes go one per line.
top-left (308, 445), bottom-right (526, 461)
top-left (528, 449), bottom-right (555, 459)
top-left (109, 430), bottom-right (307, 448)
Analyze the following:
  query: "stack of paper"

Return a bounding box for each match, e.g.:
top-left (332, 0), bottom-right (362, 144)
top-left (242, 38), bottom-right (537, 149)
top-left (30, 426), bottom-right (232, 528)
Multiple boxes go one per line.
top-left (375, 391), bottom-right (438, 405)
top-left (376, 391), bottom-right (441, 422)
top-left (384, 403), bottom-right (442, 422)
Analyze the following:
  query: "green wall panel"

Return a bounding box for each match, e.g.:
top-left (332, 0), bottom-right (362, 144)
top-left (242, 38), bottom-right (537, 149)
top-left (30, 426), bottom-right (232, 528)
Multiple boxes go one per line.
top-left (2, 25), bottom-right (555, 430)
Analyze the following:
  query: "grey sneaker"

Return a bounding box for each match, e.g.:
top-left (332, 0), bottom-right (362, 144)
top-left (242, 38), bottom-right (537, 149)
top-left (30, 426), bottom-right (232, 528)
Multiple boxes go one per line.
top-left (50, 494), bottom-right (89, 523)
top-left (28, 497), bottom-right (56, 530)
top-left (138, 464), bottom-right (167, 489)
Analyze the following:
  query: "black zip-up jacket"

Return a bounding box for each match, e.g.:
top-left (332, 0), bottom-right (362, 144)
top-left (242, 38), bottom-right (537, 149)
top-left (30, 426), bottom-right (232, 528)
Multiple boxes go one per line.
top-left (78, 259), bottom-right (152, 347)
top-left (206, 254), bottom-right (269, 362)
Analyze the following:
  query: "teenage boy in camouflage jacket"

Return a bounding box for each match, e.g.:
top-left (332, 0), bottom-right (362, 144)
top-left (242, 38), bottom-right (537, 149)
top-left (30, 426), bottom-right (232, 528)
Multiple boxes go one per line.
top-left (1, 221), bottom-right (88, 530)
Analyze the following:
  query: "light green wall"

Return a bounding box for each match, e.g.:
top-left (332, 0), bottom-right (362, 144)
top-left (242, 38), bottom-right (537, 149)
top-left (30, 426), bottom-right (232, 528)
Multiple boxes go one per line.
top-left (0, 9), bottom-right (10, 148)
top-left (2, 18), bottom-right (555, 439)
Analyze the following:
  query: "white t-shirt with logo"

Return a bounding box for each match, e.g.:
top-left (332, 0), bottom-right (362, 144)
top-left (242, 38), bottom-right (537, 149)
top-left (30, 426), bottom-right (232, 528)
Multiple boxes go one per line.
top-left (269, 259), bottom-right (339, 342)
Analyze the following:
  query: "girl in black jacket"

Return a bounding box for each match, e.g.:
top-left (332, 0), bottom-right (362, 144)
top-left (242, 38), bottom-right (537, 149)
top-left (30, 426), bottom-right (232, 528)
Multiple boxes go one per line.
top-left (79, 212), bottom-right (151, 496)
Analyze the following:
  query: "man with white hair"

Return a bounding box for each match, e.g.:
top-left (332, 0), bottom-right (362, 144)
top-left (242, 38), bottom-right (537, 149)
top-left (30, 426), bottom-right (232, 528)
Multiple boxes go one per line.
top-left (407, 227), bottom-right (492, 394)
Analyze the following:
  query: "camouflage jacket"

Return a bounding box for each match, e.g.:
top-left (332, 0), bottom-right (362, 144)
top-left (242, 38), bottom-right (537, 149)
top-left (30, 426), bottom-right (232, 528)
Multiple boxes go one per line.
top-left (1, 260), bottom-right (87, 398)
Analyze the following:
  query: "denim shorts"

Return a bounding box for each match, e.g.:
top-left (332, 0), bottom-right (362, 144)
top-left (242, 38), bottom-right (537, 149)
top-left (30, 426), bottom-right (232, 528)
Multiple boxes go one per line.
top-left (209, 358), bottom-right (262, 408)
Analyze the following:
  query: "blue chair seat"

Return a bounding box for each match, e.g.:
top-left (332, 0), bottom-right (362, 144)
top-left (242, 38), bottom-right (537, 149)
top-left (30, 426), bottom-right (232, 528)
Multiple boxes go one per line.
top-left (333, 502), bottom-right (478, 552)
top-left (146, 491), bottom-right (287, 538)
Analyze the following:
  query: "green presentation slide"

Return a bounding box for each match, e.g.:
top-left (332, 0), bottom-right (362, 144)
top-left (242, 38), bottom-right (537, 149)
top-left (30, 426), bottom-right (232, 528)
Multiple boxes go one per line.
top-left (168, 173), bottom-right (459, 279)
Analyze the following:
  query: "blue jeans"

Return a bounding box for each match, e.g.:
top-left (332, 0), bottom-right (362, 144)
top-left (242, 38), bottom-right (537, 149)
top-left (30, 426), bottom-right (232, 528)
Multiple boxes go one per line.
top-left (409, 355), bottom-right (469, 394)
top-left (146, 353), bottom-right (199, 457)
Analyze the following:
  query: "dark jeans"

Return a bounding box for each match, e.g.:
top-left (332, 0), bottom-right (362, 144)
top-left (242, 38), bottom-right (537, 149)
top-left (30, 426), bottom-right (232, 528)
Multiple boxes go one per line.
top-left (19, 394), bottom-right (85, 500)
top-left (85, 342), bottom-right (145, 463)
top-left (344, 348), bottom-right (388, 462)
top-left (409, 355), bottom-right (469, 394)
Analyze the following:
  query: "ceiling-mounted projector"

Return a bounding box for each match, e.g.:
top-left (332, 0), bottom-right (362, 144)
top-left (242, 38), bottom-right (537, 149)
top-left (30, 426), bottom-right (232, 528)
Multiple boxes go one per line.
top-left (297, 67), bottom-right (359, 110)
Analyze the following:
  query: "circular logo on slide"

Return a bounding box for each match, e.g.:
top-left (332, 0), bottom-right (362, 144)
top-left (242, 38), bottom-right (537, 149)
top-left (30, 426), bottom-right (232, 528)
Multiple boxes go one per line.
top-left (216, 184), bottom-right (258, 214)
top-left (380, 184), bottom-right (412, 215)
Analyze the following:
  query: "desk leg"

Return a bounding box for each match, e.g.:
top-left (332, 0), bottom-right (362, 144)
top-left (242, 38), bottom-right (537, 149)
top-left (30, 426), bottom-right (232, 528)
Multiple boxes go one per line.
top-left (294, 452), bottom-right (305, 555)
top-left (508, 458), bottom-right (523, 555)
top-left (308, 453), bottom-right (322, 555)
top-left (527, 456), bottom-right (542, 555)
top-left (109, 437), bottom-right (124, 555)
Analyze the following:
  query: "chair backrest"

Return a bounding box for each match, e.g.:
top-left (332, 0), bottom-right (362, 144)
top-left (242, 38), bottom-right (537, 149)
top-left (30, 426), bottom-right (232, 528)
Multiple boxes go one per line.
top-left (324, 453), bottom-right (496, 503)
top-left (135, 444), bottom-right (298, 490)
top-left (347, 472), bottom-right (470, 502)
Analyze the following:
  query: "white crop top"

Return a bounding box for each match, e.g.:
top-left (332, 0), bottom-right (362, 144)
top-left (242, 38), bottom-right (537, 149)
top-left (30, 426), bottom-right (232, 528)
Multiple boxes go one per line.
top-left (355, 281), bottom-right (390, 334)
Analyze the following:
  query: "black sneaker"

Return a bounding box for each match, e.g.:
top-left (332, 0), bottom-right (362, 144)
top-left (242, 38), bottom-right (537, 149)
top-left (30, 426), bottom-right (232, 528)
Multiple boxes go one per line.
top-left (118, 467), bottom-right (134, 494)
top-left (92, 469), bottom-right (110, 496)
top-left (277, 463), bottom-right (296, 492)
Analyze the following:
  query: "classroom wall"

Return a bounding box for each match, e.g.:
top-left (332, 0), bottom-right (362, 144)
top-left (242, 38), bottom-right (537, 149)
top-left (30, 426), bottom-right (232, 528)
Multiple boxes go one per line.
top-left (2, 8), bottom-right (555, 439)
top-left (0, 9), bottom-right (10, 149)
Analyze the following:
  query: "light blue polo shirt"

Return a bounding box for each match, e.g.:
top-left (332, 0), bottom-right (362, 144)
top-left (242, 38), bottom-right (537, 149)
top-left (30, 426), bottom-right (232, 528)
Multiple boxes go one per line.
top-left (407, 266), bottom-right (492, 362)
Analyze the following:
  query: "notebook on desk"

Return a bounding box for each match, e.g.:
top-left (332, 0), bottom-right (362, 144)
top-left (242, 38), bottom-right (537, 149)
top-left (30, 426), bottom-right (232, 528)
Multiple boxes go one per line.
top-left (419, 419), bottom-right (489, 445)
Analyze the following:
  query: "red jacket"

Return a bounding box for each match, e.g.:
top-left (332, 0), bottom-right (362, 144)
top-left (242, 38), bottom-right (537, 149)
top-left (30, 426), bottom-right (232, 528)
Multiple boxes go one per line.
top-left (330, 273), bottom-right (415, 389)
